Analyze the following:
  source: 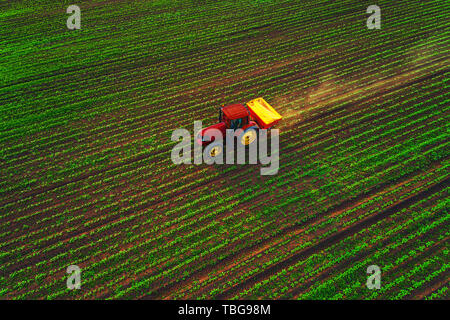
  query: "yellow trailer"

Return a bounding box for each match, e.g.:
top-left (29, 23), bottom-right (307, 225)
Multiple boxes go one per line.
top-left (246, 97), bottom-right (282, 129)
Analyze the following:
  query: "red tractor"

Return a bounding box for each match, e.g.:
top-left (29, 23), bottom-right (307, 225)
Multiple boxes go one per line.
top-left (197, 97), bottom-right (282, 158)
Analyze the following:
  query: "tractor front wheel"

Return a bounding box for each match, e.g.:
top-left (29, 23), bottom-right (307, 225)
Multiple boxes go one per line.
top-left (203, 141), bottom-right (223, 162)
top-left (239, 127), bottom-right (258, 146)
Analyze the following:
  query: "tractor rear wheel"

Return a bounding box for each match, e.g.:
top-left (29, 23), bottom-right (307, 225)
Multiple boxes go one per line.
top-left (240, 127), bottom-right (258, 146)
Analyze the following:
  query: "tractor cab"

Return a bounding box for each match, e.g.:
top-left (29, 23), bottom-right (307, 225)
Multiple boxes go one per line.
top-left (197, 104), bottom-right (253, 146)
top-left (219, 104), bottom-right (250, 130)
top-left (198, 101), bottom-right (272, 149)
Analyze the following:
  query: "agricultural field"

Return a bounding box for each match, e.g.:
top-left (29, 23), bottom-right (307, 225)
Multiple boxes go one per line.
top-left (0, 0), bottom-right (448, 300)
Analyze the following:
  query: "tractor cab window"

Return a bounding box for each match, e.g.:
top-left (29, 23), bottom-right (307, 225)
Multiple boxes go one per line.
top-left (230, 118), bottom-right (243, 130)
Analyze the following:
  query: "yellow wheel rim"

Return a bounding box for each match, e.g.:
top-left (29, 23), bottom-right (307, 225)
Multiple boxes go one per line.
top-left (241, 130), bottom-right (256, 145)
top-left (210, 145), bottom-right (222, 157)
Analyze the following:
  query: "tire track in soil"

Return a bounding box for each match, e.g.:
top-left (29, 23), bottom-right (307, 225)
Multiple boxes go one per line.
top-left (410, 277), bottom-right (449, 300)
top-left (212, 178), bottom-right (448, 300)
top-left (285, 218), bottom-right (447, 299)
top-left (137, 165), bottom-right (447, 299)
top-left (85, 157), bottom-right (447, 299)
top-left (365, 243), bottom-right (448, 300)
top-left (183, 168), bottom-right (448, 300)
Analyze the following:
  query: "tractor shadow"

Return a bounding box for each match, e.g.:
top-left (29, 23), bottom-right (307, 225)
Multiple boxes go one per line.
top-left (206, 132), bottom-right (280, 177)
